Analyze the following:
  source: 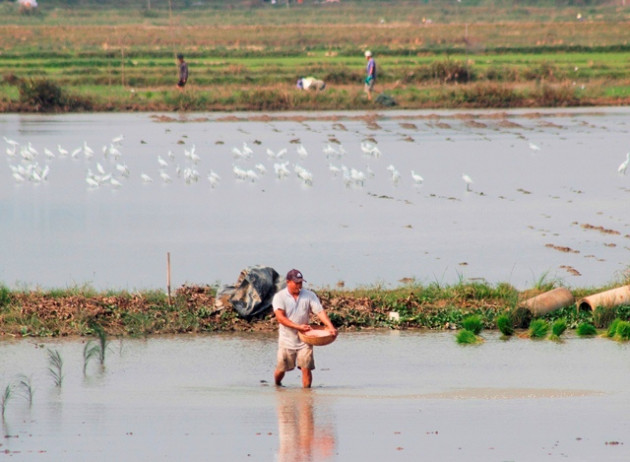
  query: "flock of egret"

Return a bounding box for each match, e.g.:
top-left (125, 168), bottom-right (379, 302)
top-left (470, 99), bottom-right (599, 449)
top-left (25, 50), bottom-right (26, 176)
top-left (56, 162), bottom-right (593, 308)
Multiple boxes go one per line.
top-left (4, 132), bottom-right (628, 194)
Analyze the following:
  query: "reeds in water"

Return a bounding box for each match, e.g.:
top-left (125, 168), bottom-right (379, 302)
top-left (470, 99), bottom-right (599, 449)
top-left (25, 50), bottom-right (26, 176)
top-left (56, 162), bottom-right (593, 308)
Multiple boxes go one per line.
top-left (15, 374), bottom-right (34, 407)
top-left (47, 348), bottom-right (64, 388)
top-left (0, 383), bottom-right (13, 418)
top-left (83, 323), bottom-right (109, 375)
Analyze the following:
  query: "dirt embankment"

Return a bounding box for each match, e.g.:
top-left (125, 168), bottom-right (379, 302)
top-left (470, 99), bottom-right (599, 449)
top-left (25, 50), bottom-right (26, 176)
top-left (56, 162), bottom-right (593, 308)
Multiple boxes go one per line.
top-left (1, 284), bottom-right (513, 338)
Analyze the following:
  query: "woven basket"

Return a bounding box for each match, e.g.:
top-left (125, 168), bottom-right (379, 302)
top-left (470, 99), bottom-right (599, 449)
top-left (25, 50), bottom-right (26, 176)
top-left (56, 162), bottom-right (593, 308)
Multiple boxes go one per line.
top-left (298, 325), bottom-right (336, 346)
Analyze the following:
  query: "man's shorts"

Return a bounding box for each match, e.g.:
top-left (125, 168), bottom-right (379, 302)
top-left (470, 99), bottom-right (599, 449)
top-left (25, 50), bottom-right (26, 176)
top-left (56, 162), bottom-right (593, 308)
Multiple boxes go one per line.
top-left (276, 346), bottom-right (315, 372)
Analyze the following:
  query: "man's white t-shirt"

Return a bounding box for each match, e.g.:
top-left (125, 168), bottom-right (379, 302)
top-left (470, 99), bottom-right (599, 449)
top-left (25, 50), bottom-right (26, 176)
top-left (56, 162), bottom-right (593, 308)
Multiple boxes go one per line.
top-left (273, 287), bottom-right (323, 349)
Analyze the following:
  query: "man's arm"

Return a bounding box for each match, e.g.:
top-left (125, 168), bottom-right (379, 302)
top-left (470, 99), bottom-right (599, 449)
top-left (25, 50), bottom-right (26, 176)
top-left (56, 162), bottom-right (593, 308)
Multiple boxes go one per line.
top-left (274, 308), bottom-right (311, 333)
top-left (316, 310), bottom-right (337, 337)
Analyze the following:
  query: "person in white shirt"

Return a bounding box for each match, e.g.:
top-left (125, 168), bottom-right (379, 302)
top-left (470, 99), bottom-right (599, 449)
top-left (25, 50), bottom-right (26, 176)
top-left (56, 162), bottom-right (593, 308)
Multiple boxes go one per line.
top-left (272, 269), bottom-right (337, 388)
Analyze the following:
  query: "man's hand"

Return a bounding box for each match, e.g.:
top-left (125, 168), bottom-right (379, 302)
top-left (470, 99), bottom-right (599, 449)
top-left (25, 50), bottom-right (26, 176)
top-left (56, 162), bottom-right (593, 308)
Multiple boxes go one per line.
top-left (297, 324), bottom-right (312, 333)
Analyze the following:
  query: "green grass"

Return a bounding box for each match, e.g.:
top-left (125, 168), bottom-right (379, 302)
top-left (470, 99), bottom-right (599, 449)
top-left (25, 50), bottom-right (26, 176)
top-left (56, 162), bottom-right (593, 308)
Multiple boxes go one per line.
top-left (496, 314), bottom-right (514, 337)
top-left (529, 319), bottom-right (549, 339)
top-left (550, 319), bottom-right (567, 341)
top-left (461, 315), bottom-right (484, 335)
top-left (456, 329), bottom-right (481, 345)
top-left (2, 2), bottom-right (630, 112)
top-left (613, 320), bottom-right (630, 341)
top-left (576, 322), bottom-right (597, 337)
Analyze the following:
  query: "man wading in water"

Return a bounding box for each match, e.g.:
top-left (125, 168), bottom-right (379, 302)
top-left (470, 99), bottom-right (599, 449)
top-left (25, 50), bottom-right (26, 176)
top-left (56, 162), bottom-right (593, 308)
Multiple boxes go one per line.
top-left (273, 269), bottom-right (337, 388)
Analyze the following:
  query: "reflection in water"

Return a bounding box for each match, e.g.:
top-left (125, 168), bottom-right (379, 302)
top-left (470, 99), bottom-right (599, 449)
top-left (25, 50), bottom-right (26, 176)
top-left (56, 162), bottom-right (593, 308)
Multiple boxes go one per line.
top-left (276, 389), bottom-right (336, 462)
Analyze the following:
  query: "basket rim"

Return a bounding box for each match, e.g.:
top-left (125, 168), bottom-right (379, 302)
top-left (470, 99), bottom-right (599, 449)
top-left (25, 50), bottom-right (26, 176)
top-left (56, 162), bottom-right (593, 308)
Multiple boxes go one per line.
top-left (298, 325), bottom-right (336, 346)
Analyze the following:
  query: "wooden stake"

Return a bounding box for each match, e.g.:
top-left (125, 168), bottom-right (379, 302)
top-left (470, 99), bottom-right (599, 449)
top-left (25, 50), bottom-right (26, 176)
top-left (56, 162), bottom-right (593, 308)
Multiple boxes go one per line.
top-left (167, 252), bottom-right (172, 306)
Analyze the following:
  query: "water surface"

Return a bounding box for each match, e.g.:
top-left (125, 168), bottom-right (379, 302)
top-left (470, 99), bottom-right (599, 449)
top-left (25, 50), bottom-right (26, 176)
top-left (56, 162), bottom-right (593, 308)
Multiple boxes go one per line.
top-left (1, 108), bottom-right (629, 290)
top-left (0, 331), bottom-right (628, 461)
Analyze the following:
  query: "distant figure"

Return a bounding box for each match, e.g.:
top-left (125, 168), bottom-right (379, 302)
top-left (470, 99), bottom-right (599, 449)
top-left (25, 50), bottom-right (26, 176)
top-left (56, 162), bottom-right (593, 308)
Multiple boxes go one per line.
top-left (176, 53), bottom-right (188, 90)
top-left (364, 50), bottom-right (376, 101)
top-left (296, 76), bottom-right (326, 91)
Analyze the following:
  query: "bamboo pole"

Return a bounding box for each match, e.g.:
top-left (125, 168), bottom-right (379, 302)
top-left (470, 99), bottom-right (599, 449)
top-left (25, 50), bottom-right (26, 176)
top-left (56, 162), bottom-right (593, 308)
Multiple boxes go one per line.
top-left (167, 252), bottom-right (172, 306)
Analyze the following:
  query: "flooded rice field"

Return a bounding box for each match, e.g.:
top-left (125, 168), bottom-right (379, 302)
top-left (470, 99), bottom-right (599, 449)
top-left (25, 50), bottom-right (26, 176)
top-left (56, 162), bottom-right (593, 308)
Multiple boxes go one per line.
top-left (1, 108), bottom-right (629, 291)
top-left (0, 331), bottom-right (628, 460)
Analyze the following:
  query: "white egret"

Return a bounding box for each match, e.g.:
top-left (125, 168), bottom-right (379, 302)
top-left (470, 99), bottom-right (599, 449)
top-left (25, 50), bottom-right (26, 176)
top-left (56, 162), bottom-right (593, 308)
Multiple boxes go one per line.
top-left (86, 177), bottom-right (99, 188)
top-left (71, 147), bottom-right (82, 159)
top-left (159, 171), bottom-right (172, 183)
top-left (528, 142), bottom-right (541, 151)
top-left (462, 173), bottom-right (473, 191)
top-left (350, 168), bottom-right (366, 186)
top-left (116, 163), bottom-right (130, 177)
top-left (140, 173), bottom-right (153, 183)
top-left (207, 170), bottom-right (221, 188)
top-left (617, 152), bottom-right (630, 175)
top-left (110, 177), bottom-right (123, 188)
top-left (3, 136), bottom-right (19, 147)
top-left (233, 165), bottom-right (248, 180)
top-left (83, 141), bottom-right (94, 158)
top-left (40, 165), bottom-right (50, 181)
top-left (158, 155), bottom-right (169, 168)
top-left (242, 142), bottom-right (254, 158)
top-left (255, 163), bottom-right (267, 175)
top-left (245, 169), bottom-right (259, 182)
top-left (295, 164), bottom-right (313, 186)
top-left (297, 144), bottom-right (308, 158)
top-left (27, 142), bottom-right (38, 156)
top-left (112, 134), bottom-right (124, 145)
top-left (57, 145), bottom-right (68, 156)
top-left (273, 162), bottom-right (290, 180)
top-left (96, 163), bottom-right (106, 175)
top-left (44, 148), bottom-right (55, 159)
top-left (411, 170), bottom-right (424, 184)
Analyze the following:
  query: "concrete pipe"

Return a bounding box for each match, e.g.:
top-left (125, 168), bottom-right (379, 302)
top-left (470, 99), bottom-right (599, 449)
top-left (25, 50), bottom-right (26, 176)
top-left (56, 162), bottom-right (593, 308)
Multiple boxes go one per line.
top-left (519, 287), bottom-right (575, 316)
top-left (577, 285), bottom-right (630, 311)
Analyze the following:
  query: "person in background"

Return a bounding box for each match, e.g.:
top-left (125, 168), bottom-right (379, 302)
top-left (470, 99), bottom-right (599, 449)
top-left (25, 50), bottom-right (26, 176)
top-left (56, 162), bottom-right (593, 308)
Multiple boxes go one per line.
top-left (273, 269), bottom-right (337, 388)
top-left (364, 50), bottom-right (376, 101)
top-left (176, 53), bottom-right (188, 90)
top-left (296, 76), bottom-right (326, 91)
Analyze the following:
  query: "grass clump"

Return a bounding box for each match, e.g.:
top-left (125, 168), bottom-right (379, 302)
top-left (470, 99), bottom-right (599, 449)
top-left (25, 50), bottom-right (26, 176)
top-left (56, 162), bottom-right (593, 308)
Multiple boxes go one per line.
top-left (606, 318), bottom-right (621, 338)
top-left (528, 319), bottom-right (549, 339)
top-left (496, 313), bottom-right (514, 337)
top-left (461, 314), bottom-right (483, 335)
top-left (576, 322), bottom-right (597, 337)
top-left (456, 329), bottom-right (482, 345)
top-left (550, 319), bottom-right (567, 341)
top-left (612, 320), bottom-right (630, 341)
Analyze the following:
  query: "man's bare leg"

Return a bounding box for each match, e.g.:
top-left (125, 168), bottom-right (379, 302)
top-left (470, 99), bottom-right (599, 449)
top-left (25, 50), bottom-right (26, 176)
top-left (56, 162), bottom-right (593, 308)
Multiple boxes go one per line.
top-left (274, 369), bottom-right (285, 386)
top-left (302, 369), bottom-right (312, 388)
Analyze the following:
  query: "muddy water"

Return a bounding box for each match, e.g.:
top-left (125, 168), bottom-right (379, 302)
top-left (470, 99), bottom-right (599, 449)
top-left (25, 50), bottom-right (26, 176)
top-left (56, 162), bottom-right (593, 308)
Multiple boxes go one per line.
top-left (0, 332), bottom-right (628, 460)
top-left (1, 108), bottom-right (629, 291)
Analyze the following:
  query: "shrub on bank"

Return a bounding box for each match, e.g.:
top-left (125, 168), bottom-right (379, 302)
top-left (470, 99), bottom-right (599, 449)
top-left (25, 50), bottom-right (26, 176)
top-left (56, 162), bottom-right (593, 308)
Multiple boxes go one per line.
top-left (7, 75), bottom-right (93, 112)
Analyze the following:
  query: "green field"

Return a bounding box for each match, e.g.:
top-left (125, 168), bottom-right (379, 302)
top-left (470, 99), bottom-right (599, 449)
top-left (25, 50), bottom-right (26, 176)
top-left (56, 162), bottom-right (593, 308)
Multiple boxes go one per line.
top-left (1, 0), bottom-right (630, 111)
